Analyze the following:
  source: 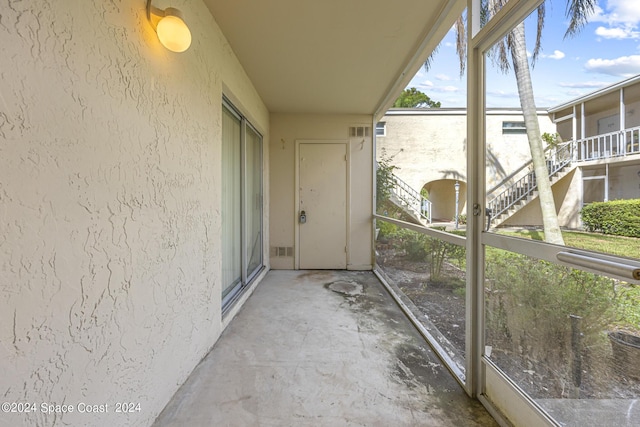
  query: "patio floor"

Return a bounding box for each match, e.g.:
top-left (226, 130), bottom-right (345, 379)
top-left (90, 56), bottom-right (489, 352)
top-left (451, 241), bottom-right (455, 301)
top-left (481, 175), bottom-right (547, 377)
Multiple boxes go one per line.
top-left (152, 270), bottom-right (498, 426)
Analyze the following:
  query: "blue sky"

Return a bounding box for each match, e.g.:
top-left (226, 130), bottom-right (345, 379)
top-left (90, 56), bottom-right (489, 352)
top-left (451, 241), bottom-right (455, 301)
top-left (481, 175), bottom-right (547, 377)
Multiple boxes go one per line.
top-left (407, 0), bottom-right (640, 108)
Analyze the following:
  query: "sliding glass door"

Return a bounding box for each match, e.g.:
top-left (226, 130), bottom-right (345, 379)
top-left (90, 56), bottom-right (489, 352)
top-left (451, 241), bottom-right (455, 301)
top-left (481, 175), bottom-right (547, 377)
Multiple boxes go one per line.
top-left (222, 98), bottom-right (263, 308)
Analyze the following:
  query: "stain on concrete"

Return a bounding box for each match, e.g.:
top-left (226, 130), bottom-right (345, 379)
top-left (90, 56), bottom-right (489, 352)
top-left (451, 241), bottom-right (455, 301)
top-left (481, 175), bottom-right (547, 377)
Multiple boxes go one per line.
top-left (393, 343), bottom-right (444, 389)
top-left (325, 280), bottom-right (364, 296)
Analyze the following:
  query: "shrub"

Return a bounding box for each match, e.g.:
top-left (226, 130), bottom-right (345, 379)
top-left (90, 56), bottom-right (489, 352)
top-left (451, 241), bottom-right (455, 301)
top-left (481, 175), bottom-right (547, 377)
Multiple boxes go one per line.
top-left (392, 228), bottom-right (430, 261)
top-left (376, 149), bottom-right (398, 211)
top-left (485, 250), bottom-right (619, 395)
top-left (580, 199), bottom-right (640, 237)
top-left (377, 220), bottom-right (398, 240)
top-left (425, 235), bottom-right (465, 283)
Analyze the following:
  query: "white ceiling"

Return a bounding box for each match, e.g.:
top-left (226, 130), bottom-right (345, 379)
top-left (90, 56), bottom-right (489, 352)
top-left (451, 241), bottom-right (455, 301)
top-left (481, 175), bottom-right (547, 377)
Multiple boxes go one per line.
top-left (203, 0), bottom-right (463, 116)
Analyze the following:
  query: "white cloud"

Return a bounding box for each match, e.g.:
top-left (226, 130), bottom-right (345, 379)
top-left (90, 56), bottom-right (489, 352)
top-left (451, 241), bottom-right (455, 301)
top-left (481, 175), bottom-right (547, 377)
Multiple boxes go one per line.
top-left (608, 0), bottom-right (640, 24)
top-left (558, 81), bottom-right (611, 89)
top-left (435, 74), bottom-right (451, 81)
top-left (591, 0), bottom-right (640, 25)
top-left (584, 55), bottom-right (640, 77)
top-left (542, 50), bottom-right (565, 60)
top-left (595, 25), bottom-right (640, 39)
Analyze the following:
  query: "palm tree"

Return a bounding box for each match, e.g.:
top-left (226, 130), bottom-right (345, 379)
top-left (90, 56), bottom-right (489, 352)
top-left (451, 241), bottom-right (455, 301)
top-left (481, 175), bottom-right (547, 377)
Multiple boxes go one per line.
top-left (448, 0), bottom-right (596, 245)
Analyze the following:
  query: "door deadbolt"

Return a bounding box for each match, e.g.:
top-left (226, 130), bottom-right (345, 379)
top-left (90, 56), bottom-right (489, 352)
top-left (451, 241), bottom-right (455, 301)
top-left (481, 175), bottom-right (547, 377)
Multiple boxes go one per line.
top-left (299, 210), bottom-right (307, 224)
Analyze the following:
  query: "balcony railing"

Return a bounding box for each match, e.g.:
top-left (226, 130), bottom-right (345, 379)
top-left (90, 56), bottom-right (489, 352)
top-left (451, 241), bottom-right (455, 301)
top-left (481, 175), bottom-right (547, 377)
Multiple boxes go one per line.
top-left (574, 125), bottom-right (640, 162)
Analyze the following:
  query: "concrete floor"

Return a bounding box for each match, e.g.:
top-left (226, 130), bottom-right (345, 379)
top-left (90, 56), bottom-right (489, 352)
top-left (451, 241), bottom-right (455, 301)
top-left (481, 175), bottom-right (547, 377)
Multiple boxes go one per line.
top-left (153, 270), bottom-right (498, 427)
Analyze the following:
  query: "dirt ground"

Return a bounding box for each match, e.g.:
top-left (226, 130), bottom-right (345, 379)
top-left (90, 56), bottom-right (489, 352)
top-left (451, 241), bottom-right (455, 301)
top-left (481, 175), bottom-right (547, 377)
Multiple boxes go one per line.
top-left (376, 247), bottom-right (466, 356)
top-left (376, 244), bottom-right (640, 400)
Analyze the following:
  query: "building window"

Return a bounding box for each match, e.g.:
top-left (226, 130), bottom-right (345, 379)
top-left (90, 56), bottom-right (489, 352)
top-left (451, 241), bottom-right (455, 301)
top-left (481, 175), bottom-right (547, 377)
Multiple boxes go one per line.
top-left (502, 121), bottom-right (526, 134)
top-left (222, 97), bottom-right (264, 309)
top-left (376, 122), bottom-right (386, 137)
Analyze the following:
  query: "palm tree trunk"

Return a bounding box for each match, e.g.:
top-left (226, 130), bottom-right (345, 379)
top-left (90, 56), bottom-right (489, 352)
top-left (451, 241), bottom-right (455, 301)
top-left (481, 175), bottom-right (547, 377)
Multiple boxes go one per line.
top-left (510, 22), bottom-right (565, 245)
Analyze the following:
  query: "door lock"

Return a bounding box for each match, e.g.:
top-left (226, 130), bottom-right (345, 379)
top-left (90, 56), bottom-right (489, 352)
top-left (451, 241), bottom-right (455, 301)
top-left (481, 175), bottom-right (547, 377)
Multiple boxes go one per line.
top-left (299, 210), bottom-right (307, 224)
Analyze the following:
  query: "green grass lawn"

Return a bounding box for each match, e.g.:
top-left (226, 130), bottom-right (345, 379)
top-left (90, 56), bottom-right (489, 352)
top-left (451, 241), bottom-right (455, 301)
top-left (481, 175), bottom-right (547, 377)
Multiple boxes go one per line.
top-left (497, 229), bottom-right (640, 258)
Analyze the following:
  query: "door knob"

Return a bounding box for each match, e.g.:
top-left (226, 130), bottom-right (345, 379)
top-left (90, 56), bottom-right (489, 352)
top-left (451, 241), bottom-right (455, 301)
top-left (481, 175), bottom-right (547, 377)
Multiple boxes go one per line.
top-left (299, 210), bottom-right (306, 224)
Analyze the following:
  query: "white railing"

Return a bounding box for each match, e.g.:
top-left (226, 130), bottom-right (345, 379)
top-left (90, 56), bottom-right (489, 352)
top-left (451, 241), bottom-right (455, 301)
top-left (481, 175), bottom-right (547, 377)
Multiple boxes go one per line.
top-left (574, 125), bottom-right (640, 162)
top-left (487, 142), bottom-right (572, 220)
top-left (390, 173), bottom-right (432, 223)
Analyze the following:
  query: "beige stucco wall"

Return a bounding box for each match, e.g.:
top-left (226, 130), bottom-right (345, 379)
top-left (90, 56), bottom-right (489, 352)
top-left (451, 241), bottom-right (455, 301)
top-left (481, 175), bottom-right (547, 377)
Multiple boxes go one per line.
top-left (612, 163), bottom-right (640, 200)
top-left (0, 1), bottom-right (268, 426)
top-left (378, 111), bottom-right (556, 191)
top-left (377, 110), bottom-right (555, 221)
top-left (270, 114), bottom-right (373, 270)
top-left (377, 112), bottom-right (466, 193)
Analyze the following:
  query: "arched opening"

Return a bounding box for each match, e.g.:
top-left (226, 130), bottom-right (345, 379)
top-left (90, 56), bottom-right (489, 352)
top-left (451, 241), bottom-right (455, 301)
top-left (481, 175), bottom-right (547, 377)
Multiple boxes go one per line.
top-left (422, 179), bottom-right (467, 223)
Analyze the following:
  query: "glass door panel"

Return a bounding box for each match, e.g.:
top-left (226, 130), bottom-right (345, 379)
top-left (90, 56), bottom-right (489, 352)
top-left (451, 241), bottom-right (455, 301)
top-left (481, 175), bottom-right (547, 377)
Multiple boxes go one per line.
top-left (222, 105), bottom-right (242, 302)
top-left (245, 124), bottom-right (262, 280)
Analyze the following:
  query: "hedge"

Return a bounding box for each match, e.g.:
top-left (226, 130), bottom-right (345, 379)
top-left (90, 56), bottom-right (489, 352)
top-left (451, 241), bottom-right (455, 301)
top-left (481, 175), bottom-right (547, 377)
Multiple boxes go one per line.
top-left (580, 199), bottom-right (640, 237)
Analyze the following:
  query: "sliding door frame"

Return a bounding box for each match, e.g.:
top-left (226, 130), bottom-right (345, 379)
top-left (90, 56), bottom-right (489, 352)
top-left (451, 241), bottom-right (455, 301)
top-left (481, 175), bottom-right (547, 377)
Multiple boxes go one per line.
top-left (222, 97), bottom-right (264, 311)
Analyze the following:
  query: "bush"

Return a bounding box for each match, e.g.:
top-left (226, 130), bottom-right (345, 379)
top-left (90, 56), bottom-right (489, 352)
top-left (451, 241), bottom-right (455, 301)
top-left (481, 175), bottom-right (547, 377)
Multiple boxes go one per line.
top-left (425, 234), bottom-right (465, 283)
top-left (376, 149), bottom-right (398, 211)
top-left (377, 220), bottom-right (398, 240)
top-left (485, 250), bottom-right (619, 395)
top-left (390, 227), bottom-right (465, 284)
top-left (580, 199), bottom-right (640, 237)
top-left (392, 228), bottom-right (430, 261)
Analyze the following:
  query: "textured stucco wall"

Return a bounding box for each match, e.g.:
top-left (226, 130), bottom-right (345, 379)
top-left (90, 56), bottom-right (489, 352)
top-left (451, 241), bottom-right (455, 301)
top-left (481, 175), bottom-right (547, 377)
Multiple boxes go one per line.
top-left (0, 1), bottom-right (268, 426)
top-left (269, 114), bottom-right (373, 270)
top-left (377, 111), bottom-right (556, 195)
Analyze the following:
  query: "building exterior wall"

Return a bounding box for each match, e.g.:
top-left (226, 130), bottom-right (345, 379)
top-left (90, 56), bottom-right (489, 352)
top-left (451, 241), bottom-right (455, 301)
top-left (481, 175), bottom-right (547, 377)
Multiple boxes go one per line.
top-left (501, 169), bottom-right (583, 229)
top-left (377, 111), bottom-right (467, 194)
top-left (549, 83), bottom-right (640, 230)
top-left (555, 99), bottom-right (640, 142)
top-left (270, 114), bottom-right (373, 270)
top-left (377, 110), bottom-right (556, 221)
top-left (0, 1), bottom-right (268, 426)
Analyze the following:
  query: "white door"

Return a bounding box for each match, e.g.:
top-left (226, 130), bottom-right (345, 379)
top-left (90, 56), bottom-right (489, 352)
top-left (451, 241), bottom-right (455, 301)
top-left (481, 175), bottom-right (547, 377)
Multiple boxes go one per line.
top-left (298, 142), bottom-right (347, 269)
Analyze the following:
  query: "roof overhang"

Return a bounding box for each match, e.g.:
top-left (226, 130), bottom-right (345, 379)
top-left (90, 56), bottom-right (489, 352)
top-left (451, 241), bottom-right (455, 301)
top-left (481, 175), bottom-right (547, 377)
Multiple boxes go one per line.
top-left (548, 74), bottom-right (640, 114)
top-left (203, 0), bottom-right (464, 117)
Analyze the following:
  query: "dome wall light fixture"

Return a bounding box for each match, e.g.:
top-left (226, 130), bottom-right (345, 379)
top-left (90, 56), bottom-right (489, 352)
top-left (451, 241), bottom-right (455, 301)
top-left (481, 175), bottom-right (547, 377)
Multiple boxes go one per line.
top-left (146, 0), bottom-right (192, 53)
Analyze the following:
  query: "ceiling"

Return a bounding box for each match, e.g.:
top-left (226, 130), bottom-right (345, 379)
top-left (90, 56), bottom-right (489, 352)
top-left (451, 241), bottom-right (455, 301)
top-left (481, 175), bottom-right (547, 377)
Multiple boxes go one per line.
top-left (203, 0), bottom-right (463, 116)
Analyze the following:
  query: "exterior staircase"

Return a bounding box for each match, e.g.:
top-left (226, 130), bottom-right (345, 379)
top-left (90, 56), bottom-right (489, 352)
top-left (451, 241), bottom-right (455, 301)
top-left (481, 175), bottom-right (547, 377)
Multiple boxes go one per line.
top-left (388, 172), bottom-right (432, 225)
top-left (487, 142), bottom-right (573, 227)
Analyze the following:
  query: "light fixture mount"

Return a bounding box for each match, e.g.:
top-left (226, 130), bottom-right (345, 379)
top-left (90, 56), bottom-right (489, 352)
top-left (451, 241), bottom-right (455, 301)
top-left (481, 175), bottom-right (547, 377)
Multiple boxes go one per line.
top-left (146, 0), bottom-right (192, 53)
